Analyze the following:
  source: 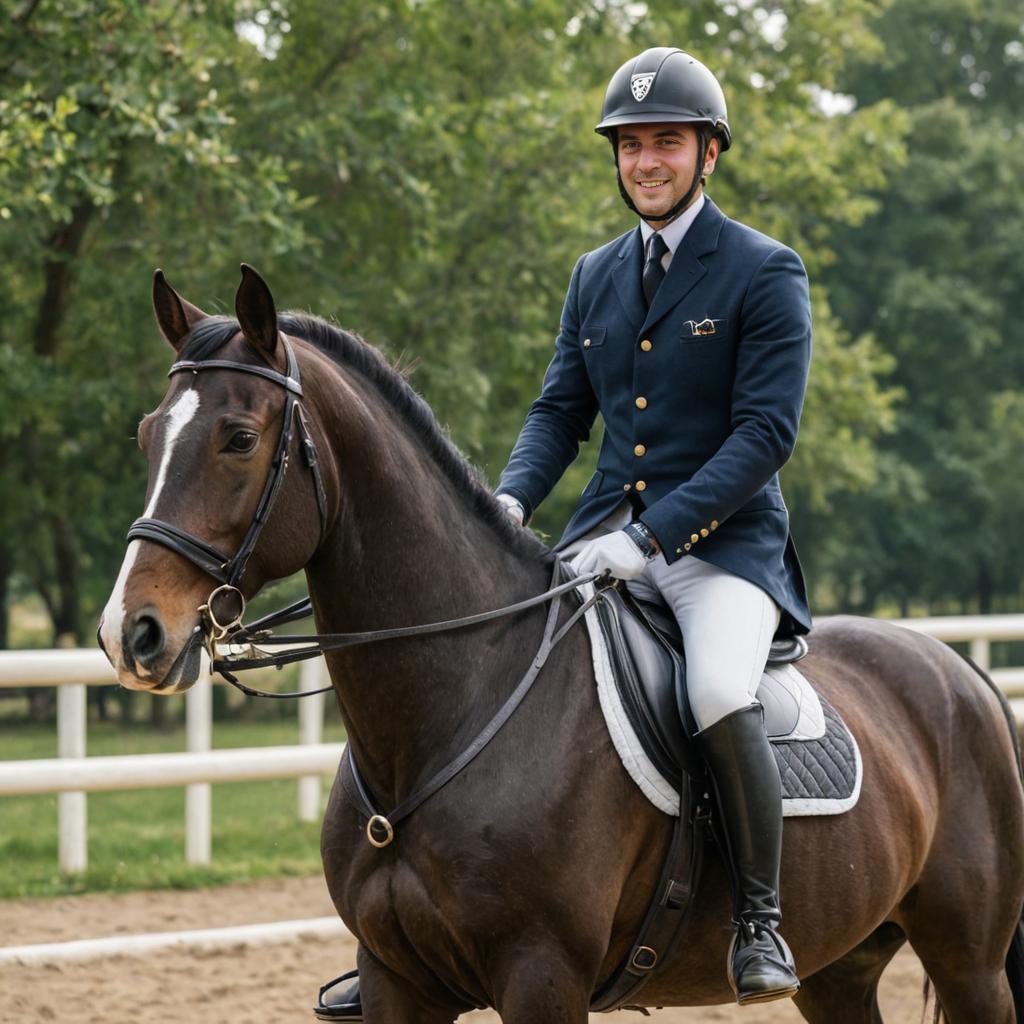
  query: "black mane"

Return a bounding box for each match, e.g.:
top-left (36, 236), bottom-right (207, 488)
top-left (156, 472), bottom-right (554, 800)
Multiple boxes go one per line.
top-left (178, 313), bottom-right (549, 561)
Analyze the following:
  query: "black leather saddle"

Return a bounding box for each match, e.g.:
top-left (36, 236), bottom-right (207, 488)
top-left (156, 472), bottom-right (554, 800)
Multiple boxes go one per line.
top-left (592, 583), bottom-right (809, 785)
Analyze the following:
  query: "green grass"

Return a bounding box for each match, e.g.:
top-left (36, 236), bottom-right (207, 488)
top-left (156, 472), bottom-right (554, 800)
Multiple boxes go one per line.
top-left (0, 718), bottom-right (347, 899)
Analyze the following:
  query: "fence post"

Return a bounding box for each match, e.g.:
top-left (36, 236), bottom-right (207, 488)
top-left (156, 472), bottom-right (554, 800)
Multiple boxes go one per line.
top-left (57, 683), bottom-right (87, 873)
top-left (297, 661), bottom-right (325, 822)
top-left (970, 637), bottom-right (991, 673)
top-left (184, 680), bottom-right (212, 864)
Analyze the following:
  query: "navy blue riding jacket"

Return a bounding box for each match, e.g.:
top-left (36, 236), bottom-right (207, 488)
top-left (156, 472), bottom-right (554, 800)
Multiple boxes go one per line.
top-left (497, 197), bottom-right (812, 636)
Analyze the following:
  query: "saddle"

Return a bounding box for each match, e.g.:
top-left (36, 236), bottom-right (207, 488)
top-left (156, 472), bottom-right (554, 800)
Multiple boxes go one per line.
top-left (583, 577), bottom-right (860, 1014)
top-left (593, 584), bottom-right (809, 786)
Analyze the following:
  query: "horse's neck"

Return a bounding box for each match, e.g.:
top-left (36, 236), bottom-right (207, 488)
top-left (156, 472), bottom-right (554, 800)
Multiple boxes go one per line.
top-left (304, 423), bottom-right (550, 808)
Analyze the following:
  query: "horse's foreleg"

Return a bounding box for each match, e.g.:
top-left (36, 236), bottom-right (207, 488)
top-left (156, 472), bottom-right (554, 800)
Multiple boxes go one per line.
top-left (792, 922), bottom-right (906, 1024)
top-left (357, 946), bottom-right (460, 1024)
top-left (491, 954), bottom-right (592, 1024)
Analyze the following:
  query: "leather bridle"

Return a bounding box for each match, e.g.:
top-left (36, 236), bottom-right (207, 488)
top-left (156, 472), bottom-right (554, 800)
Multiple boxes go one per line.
top-left (124, 332), bottom-right (600, 680)
top-left (124, 331), bottom-right (609, 845)
top-left (127, 334), bottom-right (329, 645)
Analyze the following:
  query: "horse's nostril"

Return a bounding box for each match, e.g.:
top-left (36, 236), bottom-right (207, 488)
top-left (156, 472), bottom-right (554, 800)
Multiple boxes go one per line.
top-left (128, 613), bottom-right (165, 667)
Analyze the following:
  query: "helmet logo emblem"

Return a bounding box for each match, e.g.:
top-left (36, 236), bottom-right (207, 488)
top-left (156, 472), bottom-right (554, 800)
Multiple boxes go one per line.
top-left (630, 72), bottom-right (655, 102)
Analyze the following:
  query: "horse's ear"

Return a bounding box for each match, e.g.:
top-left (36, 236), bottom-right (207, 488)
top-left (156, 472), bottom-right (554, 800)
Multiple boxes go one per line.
top-left (235, 264), bottom-right (279, 360)
top-left (152, 270), bottom-right (208, 352)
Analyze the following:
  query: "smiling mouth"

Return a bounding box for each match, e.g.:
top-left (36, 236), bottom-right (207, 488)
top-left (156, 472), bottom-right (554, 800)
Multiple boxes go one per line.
top-left (636, 180), bottom-right (669, 190)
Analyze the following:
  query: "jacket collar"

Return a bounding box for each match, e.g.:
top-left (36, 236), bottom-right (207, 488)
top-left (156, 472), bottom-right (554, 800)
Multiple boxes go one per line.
top-left (611, 197), bottom-right (727, 333)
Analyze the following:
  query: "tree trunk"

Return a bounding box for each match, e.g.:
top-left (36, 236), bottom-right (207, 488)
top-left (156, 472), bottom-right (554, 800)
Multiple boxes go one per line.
top-left (49, 514), bottom-right (82, 645)
top-left (33, 201), bottom-right (95, 358)
top-left (21, 201), bottom-right (97, 649)
top-left (0, 539), bottom-right (12, 649)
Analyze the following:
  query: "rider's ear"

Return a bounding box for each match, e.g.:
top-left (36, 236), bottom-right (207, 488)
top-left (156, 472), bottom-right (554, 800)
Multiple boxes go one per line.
top-left (235, 264), bottom-right (279, 362)
top-left (152, 270), bottom-right (208, 352)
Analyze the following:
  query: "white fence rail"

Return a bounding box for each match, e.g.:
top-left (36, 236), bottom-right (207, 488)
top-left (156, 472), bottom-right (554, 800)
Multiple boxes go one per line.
top-left (1, 615), bottom-right (1023, 874)
top-left (0, 653), bottom-right (337, 872)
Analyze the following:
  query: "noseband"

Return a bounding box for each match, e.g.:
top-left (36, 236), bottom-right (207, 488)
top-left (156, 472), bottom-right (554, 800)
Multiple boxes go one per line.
top-left (127, 335), bottom-right (329, 641)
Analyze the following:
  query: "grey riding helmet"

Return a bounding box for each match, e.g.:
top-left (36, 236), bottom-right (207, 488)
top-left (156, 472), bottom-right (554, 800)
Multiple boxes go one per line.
top-left (596, 48), bottom-right (731, 223)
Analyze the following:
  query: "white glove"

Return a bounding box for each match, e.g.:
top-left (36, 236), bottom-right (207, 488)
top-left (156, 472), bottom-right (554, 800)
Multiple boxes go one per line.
top-left (495, 493), bottom-right (525, 526)
top-left (570, 531), bottom-right (648, 580)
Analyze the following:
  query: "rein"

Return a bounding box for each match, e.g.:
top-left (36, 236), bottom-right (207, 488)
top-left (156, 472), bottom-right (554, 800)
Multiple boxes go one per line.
top-left (126, 334), bottom-right (612, 844)
top-left (215, 569), bottom-right (597, 680)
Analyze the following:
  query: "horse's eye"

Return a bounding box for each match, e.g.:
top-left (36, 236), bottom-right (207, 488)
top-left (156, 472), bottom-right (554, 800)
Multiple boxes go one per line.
top-left (225, 430), bottom-right (259, 453)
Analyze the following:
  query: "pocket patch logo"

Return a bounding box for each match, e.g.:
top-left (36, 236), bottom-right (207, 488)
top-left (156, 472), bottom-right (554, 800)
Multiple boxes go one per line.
top-left (685, 318), bottom-right (718, 336)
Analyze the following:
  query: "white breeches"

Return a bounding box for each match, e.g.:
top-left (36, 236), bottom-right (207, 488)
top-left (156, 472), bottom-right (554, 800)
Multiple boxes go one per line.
top-left (568, 502), bottom-right (780, 732)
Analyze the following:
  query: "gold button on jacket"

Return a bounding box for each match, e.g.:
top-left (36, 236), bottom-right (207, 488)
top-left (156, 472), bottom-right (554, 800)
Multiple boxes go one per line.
top-left (635, 396), bottom-right (647, 410)
top-left (640, 339), bottom-right (652, 352)
top-left (635, 480), bottom-right (647, 492)
top-left (634, 444), bottom-right (646, 457)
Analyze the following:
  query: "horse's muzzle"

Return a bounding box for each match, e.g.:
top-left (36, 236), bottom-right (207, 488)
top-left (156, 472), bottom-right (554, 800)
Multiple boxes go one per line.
top-left (115, 613), bottom-right (210, 694)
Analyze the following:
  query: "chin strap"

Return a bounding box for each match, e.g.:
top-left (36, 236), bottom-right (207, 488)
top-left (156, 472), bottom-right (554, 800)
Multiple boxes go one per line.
top-left (613, 129), bottom-right (709, 225)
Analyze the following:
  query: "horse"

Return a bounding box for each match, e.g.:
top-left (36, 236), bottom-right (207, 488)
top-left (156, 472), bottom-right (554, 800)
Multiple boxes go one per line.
top-left (99, 265), bottom-right (1024, 1023)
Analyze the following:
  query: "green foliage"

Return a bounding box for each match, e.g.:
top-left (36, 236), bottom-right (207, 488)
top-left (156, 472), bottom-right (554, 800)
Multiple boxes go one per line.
top-left (5, 0), bottom-right (1014, 640)
top-left (819, 0), bottom-right (1024, 612)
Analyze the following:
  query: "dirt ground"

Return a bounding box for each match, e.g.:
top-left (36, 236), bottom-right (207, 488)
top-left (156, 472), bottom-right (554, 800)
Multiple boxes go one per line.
top-left (0, 876), bottom-right (930, 1023)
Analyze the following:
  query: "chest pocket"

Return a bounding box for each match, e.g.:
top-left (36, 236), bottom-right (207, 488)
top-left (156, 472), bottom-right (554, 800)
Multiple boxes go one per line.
top-left (581, 326), bottom-right (606, 351)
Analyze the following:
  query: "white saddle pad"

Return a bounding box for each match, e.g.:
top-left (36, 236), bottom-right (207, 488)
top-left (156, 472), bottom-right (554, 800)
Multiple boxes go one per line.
top-left (583, 596), bottom-right (863, 819)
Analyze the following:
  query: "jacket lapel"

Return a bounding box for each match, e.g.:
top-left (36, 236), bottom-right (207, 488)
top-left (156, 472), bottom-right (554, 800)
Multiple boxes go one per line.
top-left (611, 228), bottom-right (646, 328)
top-left (641, 198), bottom-right (727, 334)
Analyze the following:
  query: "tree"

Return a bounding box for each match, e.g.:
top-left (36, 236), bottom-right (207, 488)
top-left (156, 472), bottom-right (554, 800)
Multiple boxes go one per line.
top-left (820, 0), bottom-right (1024, 613)
top-left (1, 0), bottom-right (914, 643)
top-left (0, 0), bottom-right (309, 643)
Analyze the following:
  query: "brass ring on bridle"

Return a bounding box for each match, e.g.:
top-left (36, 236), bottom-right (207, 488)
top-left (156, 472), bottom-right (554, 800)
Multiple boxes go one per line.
top-left (366, 814), bottom-right (395, 848)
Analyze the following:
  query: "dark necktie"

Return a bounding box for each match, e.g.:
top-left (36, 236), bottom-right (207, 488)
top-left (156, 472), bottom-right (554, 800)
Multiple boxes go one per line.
top-left (642, 232), bottom-right (669, 307)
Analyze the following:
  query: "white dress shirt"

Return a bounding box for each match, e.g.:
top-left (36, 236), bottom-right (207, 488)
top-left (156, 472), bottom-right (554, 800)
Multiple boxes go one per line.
top-left (639, 192), bottom-right (706, 271)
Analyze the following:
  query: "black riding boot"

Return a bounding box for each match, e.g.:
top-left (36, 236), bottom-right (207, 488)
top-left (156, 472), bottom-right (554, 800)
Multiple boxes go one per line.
top-left (314, 970), bottom-right (363, 1021)
top-left (696, 704), bottom-right (800, 1005)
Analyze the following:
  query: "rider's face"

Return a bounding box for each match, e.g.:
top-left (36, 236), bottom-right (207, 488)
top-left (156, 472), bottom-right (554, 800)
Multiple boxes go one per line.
top-left (616, 123), bottom-right (719, 226)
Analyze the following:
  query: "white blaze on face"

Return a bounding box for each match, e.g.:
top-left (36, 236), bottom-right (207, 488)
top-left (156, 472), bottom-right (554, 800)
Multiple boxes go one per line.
top-left (100, 389), bottom-right (201, 667)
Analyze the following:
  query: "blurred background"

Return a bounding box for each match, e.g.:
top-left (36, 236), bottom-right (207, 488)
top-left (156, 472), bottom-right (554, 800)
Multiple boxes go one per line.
top-left (6, 0), bottom-right (1024, 648)
top-left (0, 0), bottom-right (1022, 894)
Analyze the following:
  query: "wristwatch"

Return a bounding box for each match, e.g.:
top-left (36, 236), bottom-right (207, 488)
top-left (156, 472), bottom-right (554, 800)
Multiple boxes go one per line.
top-left (622, 521), bottom-right (659, 560)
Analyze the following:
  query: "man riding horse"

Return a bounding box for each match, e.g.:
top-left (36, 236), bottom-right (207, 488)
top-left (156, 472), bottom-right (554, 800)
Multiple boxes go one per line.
top-left (319, 46), bottom-right (811, 1017)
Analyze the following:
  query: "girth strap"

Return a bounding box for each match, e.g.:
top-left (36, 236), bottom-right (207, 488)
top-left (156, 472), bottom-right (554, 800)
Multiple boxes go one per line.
top-left (590, 782), bottom-right (709, 1012)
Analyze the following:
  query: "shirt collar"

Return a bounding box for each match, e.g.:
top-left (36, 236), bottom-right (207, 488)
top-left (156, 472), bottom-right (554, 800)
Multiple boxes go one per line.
top-left (639, 192), bottom-right (706, 254)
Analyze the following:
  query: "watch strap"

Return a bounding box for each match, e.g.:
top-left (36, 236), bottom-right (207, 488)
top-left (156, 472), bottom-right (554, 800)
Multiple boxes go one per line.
top-left (623, 521), bottom-right (658, 560)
